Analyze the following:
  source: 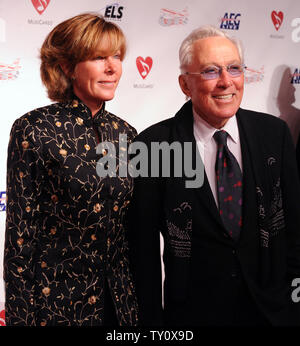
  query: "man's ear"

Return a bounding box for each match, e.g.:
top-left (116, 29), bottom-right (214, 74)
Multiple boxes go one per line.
top-left (178, 74), bottom-right (191, 98)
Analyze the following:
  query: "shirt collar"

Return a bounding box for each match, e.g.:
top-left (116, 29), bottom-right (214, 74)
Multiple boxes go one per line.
top-left (193, 108), bottom-right (239, 144)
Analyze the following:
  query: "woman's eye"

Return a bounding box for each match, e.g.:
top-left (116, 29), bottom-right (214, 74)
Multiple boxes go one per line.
top-left (94, 56), bottom-right (105, 60)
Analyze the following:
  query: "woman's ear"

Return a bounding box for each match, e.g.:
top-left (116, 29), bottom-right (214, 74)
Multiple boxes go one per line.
top-left (60, 63), bottom-right (73, 79)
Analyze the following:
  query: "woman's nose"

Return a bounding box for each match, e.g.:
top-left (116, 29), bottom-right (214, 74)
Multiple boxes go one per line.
top-left (105, 56), bottom-right (117, 73)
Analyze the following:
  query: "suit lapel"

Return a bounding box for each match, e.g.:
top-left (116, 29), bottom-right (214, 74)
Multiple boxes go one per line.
top-left (237, 108), bottom-right (269, 245)
top-left (173, 101), bottom-right (224, 229)
top-left (237, 108), bottom-right (269, 193)
top-left (172, 103), bottom-right (270, 241)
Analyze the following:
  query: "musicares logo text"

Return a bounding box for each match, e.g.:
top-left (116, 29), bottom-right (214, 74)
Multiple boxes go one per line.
top-left (270, 10), bottom-right (284, 39)
top-left (29, 0), bottom-right (52, 25)
top-left (134, 56), bottom-right (154, 89)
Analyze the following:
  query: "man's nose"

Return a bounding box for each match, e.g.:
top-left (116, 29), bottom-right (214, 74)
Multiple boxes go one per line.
top-left (217, 68), bottom-right (232, 87)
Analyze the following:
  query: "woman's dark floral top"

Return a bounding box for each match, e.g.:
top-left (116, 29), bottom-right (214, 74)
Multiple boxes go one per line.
top-left (4, 98), bottom-right (138, 326)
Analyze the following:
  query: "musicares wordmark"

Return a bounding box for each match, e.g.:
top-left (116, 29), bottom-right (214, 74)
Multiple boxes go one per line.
top-left (133, 83), bottom-right (154, 88)
top-left (27, 19), bottom-right (53, 25)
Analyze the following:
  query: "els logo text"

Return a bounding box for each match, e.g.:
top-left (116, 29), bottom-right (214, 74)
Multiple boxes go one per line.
top-left (104, 3), bottom-right (124, 20)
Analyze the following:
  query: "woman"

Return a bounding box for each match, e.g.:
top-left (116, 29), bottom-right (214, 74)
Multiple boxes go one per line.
top-left (4, 13), bottom-right (138, 326)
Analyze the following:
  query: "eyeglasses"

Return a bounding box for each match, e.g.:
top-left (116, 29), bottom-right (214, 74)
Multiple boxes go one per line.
top-left (184, 63), bottom-right (246, 80)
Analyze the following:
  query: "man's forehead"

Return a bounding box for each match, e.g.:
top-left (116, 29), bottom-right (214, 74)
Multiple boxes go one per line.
top-left (192, 36), bottom-right (240, 63)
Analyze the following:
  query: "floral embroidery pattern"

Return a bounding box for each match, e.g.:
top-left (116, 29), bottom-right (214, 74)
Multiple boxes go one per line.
top-left (269, 178), bottom-right (285, 237)
top-left (4, 99), bottom-right (138, 326)
top-left (257, 158), bottom-right (285, 249)
top-left (166, 202), bottom-right (192, 258)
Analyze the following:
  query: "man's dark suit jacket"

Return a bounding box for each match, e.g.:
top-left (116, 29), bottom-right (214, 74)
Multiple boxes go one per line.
top-left (296, 135), bottom-right (300, 180)
top-left (128, 100), bottom-right (300, 326)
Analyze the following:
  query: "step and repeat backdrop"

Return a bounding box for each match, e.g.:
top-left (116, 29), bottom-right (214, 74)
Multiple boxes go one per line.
top-left (1, 0), bottom-right (300, 326)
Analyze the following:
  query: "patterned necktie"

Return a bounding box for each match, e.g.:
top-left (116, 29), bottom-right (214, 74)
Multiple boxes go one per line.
top-left (213, 130), bottom-right (242, 241)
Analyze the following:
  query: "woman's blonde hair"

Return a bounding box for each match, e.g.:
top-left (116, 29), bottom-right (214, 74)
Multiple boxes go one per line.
top-left (40, 13), bottom-right (126, 102)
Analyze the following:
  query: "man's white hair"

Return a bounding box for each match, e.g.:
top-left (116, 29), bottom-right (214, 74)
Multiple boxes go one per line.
top-left (179, 25), bottom-right (244, 73)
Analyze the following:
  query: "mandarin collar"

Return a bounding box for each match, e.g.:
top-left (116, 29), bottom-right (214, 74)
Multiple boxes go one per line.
top-left (66, 96), bottom-right (107, 126)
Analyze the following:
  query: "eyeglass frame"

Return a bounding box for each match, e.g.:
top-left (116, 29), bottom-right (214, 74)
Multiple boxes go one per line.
top-left (183, 63), bottom-right (247, 80)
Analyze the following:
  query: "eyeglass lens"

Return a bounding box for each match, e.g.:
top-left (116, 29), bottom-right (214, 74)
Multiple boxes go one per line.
top-left (202, 64), bottom-right (244, 79)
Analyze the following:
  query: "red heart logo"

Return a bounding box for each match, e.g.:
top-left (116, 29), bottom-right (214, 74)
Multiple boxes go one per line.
top-left (271, 11), bottom-right (284, 31)
top-left (0, 309), bottom-right (5, 326)
top-left (31, 0), bottom-right (50, 15)
top-left (136, 56), bottom-right (153, 79)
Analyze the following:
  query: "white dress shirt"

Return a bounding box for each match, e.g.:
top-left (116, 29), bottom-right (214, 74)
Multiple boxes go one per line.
top-left (193, 109), bottom-right (243, 207)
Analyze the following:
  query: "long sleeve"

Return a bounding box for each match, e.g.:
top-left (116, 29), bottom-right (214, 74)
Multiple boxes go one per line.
top-left (4, 118), bottom-right (44, 326)
top-left (280, 122), bottom-right (300, 323)
top-left (296, 134), bottom-right (300, 181)
top-left (281, 123), bottom-right (300, 278)
top-left (127, 131), bottom-right (166, 326)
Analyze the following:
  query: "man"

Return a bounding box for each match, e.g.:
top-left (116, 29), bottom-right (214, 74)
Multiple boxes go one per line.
top-left (297, 135), bottom-right (300, 180)
top-left (128, 25), bottom-right (300, 326)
